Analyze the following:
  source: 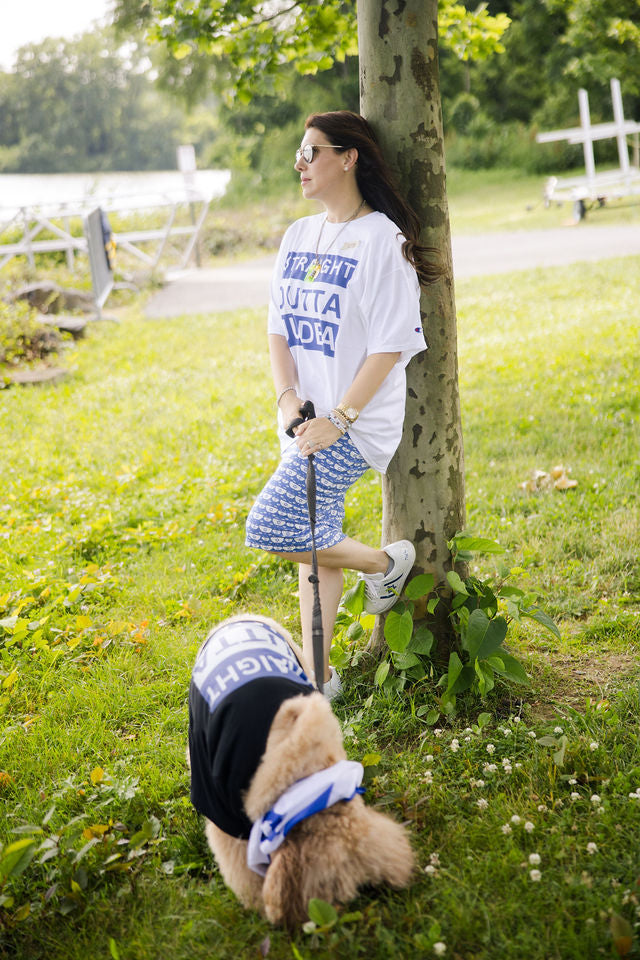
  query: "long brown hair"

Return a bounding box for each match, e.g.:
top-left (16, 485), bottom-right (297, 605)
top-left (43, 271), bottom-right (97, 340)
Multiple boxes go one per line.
top-left (304, 111), bottom-right (442, 287)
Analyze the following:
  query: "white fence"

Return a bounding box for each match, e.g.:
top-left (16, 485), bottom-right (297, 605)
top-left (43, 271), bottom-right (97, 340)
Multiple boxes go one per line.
top-left (0, 189), bottom-right (213, 273)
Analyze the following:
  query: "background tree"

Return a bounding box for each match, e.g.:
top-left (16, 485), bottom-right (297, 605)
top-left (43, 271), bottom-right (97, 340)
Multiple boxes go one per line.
top-left (0, 30), bottom-right (187, 173)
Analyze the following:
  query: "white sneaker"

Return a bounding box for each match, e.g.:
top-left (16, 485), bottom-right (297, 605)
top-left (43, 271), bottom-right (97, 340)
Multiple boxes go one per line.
top-left (323, 667), bottom-right (343, 702)
top-left (360, 540), bottom-right (416, 614)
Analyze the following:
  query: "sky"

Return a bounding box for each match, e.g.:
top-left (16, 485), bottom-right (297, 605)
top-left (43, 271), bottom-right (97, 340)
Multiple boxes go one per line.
top-left (0, 0), bottom-right (115, 70)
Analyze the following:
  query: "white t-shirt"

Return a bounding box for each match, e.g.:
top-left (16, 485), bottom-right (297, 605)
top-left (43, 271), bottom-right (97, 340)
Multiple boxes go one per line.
top-left (268, 210), bottom-right (427, 472)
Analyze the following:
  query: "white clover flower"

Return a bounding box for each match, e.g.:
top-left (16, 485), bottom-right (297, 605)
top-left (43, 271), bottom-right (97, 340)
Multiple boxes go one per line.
top-left (598, 807), bottom-right (604, 814)
top-left (528, 731), bottom-right (537, 739)
top-left (511, 815), bottom-right (521, 825)
top-left (537, 804), bottom-right (548, 813)
top-left (571, 792), bottom-right (580, 801)
top-left (434, 728), bottom-right (443, 737)
top-left (554, 726), bottom-right (563, 734)
top-left (529, 853), bottom-right (541, 865)
top-left (477, 798), bottom-right (489, 810)
top-left (450, 739), bottom-right (460, 752)
top-left (515, 763), bottom-right (523, 769)
top-left (529, 869), bottom-right (542, 882)
top-left (423, 771), bottom-right (434, 784)
top-left (486, 743), bottom-right (496, 755)
top-left (464, 727), bottom-right (473, 734)
top-left (424, 864), bottom-right (438, 876)
top-left (425, 754), bottom-right (434, 763)
top-left (430, 852), bottom-right (441, 866)
top-left (590, 742), bottom-right (599, 751)
top-left (569, 778), bottom-right (577, 785)
top-left (501, 824), bottom-right (512, 835)
top-left (524, 821), bottom-right (535, 833)
top-left (503, 764), bottom-right (513, 774)
top-left (433, 943), bottom-right (447, 957)
top-left (464, 736), bottom-right (472, 743)
top-left (587, 842), bottom-right (598, 855)
top-left (590, 794), bottom-right (601, 805)
top-left (512, 716), bottom-right (522, 724)
top-left (483, 763), bottom-right (497, 774)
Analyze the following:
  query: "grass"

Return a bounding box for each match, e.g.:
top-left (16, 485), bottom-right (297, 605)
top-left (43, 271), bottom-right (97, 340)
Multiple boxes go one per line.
top-left (0, 240), bottom-right (639, 957)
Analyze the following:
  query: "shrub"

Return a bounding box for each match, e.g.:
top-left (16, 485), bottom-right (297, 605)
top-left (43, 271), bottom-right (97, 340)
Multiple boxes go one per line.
top-left (0, 299), bottom-right (61, 366)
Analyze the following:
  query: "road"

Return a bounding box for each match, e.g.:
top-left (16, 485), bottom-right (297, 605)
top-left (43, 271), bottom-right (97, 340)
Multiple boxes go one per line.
top-left (144, 223), bottom-right (640, 318)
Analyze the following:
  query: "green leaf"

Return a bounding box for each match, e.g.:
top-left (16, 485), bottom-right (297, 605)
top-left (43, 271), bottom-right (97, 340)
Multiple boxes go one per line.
top-left (341, 580), bottom-right (365, 617)
top-left (405, 573), bottom-right (434, 600)
top-left (109, 938), bottom-right (121, 960)
top-left (418, 707), bottom-right (441, 724)
top-left (445, 651), bottom-right (464, 693)
top-left (464, 608), bottom-right (508, 660)
top-left (554, 735), bottom-right (568, 767)
top-left (448, 535), bottom-right (505, 555)
top-left (446, 571), bottom-right (469, 595)
top-left (361, 753), bottom-right (382, 767)
top-left (384, 609), bottom-right (413, 652)
top-left (308, 898), bottom-right (338, 928)
top-left (491, 651), bottom-right (530, 685)
top-left (374, 661), bottom-right (390, 687)
top-left (0, 837), bottom-right (38, 881)
top-left (391, 651), bottom-right (420, 671)
top-left (475, 659), bottom-right (495, 696)
top-left (407, 624), bottom-right (434, 656)
top-left (522, 605), bottom-right (561, 639)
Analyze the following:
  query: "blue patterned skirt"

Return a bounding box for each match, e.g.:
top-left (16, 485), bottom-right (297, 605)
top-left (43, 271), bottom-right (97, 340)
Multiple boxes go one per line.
top-left (245, 434), bottom-right (369, 553)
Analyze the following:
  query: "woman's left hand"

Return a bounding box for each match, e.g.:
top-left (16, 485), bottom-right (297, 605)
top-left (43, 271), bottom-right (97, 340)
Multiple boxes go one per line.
top-left (295, 417), bottom-right (342, 457)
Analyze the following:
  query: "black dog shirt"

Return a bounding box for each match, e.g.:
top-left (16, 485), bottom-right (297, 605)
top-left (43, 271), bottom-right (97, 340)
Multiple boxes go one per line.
top-left (188, 619), bottom-right (314, 838)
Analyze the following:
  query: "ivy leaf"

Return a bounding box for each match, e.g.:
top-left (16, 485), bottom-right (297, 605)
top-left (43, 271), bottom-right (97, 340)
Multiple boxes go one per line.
top-left (491, 652), bottom-right (530, 685)
top-left (341, 580), bottom-right (365, 617)
top-left (384, 609), bottom-right (413, 652)
top-left (464, 608), bottom-right (507, 660)
top-left (308, 898), bottom-right (338, 928)
top-left (446, 571), bottom-right (469, 595)
top-left (522, 605), bottom-right (561, 639)
top-left (405, 573), bottom-right (434, 600)
top-left (374, 661), bottom-right (390, 687)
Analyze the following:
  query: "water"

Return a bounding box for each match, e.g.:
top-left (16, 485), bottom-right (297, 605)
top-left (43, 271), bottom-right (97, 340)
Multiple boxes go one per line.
top-left (0, 169), bottom-right (231, 216)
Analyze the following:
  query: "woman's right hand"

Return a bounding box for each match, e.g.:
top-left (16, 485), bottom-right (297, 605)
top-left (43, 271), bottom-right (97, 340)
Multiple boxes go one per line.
top-left (280, 393), bottom-right (304, 431)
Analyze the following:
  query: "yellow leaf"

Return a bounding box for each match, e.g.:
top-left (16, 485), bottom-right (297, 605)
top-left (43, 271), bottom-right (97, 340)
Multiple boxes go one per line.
top-left (70, 880), bottom-right (82, 894)
top-left (83, 823), bottom-right (109, 840)
top-left (172, 42), bottom-right (192, 60)
top-left (0, 593), bottom-right (10, 608)
top-left (66, 637), bottom-right (81, 650)
top-left (2, 669), bottom-right (18, 690)
top-left (76, 615), bottom-right (93, 631)
top-left (14, 902), bottom-right (30, 921)
top-left (90, 767), bottom-right (104, 785)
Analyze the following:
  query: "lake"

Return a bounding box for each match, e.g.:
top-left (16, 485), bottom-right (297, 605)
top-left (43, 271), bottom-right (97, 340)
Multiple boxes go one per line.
top-left (0, 169), bottom-right (231, 216)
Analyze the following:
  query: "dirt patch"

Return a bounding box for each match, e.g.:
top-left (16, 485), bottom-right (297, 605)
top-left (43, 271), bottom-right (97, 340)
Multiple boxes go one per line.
top-left (527, 649), bottom-right (639, 720)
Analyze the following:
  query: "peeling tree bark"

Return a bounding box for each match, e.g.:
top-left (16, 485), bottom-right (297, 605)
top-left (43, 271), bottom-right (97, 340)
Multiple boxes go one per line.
top-left (357, 0), bottom-right (466, 647)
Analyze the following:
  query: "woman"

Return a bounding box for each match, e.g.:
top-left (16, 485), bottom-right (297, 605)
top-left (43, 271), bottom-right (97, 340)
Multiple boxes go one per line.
top-left (246, 111), bottom-right (439, 699)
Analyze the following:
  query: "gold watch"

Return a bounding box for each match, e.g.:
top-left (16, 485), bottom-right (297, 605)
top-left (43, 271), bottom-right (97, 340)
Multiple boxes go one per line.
top-left (335, 403), bottom-right (359, 424)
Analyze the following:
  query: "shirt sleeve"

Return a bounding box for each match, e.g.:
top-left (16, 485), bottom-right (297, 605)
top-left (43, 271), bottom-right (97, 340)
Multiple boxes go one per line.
top-left (359, 234), bottom-right (427, 365)
top-left (267, 226), bottom-right (294, 338)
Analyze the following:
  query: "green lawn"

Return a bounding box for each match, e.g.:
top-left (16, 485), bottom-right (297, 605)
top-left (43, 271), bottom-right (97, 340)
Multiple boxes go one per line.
top-left (1, 252), bottom-right (639, 959)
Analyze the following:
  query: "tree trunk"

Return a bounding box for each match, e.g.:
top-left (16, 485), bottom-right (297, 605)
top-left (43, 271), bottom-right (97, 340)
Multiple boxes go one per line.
top-left (357, 0), bottom-right (466, 650)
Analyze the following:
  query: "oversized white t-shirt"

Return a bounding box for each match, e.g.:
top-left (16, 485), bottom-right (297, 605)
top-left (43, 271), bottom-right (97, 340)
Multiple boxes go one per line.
top-left (268, 210), bottom-right (427, 472)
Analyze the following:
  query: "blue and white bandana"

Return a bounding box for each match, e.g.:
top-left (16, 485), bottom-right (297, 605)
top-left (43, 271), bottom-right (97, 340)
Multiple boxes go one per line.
top-left (246, 759), bottom-right (365, 876)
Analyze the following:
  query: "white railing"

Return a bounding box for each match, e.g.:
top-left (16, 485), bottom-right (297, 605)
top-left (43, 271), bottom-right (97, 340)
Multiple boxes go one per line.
top-left (0, 188), bottom-right (214, 273)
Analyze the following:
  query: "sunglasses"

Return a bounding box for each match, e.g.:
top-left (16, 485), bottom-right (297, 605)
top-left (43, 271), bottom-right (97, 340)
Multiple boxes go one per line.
top-left (295, 144), bottom-right (346, 164)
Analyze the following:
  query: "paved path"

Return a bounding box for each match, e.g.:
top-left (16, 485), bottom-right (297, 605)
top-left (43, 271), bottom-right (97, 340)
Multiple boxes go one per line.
top-left (144, 224), bottom-right (640, 318)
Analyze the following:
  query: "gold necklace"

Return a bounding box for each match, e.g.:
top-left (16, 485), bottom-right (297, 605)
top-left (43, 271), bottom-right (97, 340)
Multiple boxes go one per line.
top-left (305, 198), bottom-right (366, 282)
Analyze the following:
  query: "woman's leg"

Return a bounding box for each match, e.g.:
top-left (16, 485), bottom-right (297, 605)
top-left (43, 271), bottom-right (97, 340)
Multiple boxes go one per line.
top-left (298, 564), bottom-right (344, 682)
top-left (276, 536), bottom-right (389, 575)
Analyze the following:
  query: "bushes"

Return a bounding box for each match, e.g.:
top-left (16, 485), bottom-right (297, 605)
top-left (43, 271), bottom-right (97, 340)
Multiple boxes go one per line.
top-left (0, 299), bottom-right (61, 366)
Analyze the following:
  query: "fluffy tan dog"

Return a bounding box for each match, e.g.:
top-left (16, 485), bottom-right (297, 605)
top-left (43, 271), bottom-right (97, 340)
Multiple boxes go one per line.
top-left (189, 616), bottom-right (414, 929)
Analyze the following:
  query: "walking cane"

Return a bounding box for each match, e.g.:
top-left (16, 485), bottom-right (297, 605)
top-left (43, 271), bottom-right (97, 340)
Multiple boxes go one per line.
top-left (285, 400), bottom-right (325, 695)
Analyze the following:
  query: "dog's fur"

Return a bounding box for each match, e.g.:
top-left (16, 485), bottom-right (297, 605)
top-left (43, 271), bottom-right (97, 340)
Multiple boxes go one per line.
top-left (191, 617), bottom-right (414, 928)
